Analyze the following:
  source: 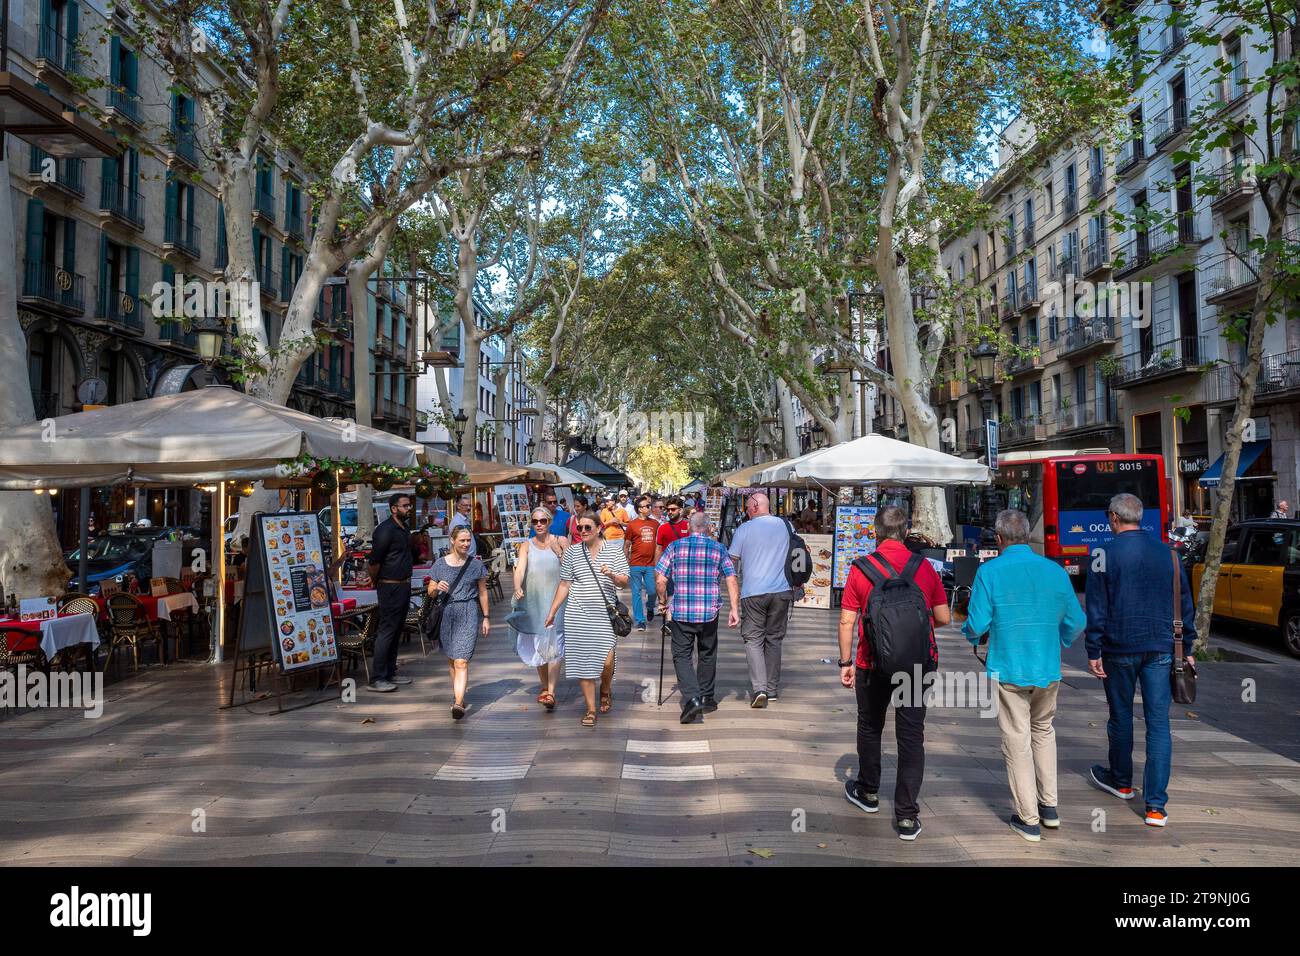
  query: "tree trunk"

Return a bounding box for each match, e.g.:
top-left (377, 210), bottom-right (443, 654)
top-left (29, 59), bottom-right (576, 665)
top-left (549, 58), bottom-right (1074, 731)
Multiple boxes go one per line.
top-left (0, 156), bottom-right (69, 599)
top-left (1191, 242), bottom-right (1279, 654)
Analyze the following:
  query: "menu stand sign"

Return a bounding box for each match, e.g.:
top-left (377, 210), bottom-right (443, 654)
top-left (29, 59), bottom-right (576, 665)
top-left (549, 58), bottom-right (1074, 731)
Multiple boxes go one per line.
top-left (224, 512), bottom-right (340, 714)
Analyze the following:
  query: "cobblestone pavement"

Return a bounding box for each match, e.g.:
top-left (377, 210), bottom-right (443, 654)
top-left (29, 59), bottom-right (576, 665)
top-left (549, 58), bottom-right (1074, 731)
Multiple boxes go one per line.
top-left (1, 599), bottom-right (1297, 866)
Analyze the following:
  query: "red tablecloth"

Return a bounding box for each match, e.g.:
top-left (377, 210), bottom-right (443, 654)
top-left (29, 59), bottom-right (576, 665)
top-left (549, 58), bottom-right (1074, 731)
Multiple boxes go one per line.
top-left (0, 614), bottom-right (78, 654)
top-left (94, 594), bottom-right (164, 621)
top-left (331, 598), bottom-right (357, 616)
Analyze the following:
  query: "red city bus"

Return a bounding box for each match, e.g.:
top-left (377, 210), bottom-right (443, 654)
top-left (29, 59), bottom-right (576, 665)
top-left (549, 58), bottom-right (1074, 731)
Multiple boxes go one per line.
top-left (992, 450), bottom-right (1170, 585)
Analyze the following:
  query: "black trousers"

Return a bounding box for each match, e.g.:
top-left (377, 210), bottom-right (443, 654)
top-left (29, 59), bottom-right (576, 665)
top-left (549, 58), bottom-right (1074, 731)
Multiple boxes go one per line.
top-left (669, 616), bottom-right (719, 704)
top-left (370, 581), bottom-right (409, 682)
top-left (855, 666), bottom-right (927, 821)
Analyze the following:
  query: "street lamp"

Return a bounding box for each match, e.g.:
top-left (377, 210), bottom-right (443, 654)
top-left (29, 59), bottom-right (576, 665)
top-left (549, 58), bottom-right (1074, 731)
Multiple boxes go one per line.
top-left (196, 315), bottom-right (228, 367)
top-left (451, 409), bottom-right (468, 456)
top-left (526, 438), bottom-right (536, 461)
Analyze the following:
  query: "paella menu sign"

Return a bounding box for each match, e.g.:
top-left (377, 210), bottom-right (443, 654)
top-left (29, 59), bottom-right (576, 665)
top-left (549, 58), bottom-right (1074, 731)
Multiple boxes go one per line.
top-left (257, 512), bottom-right (337, 672)
top-left (832, 505), bottom-right (878, 590)
top-left (793, 533), bottom-right (834, 609)
top-left (493, 483), bottom-right (531, 564)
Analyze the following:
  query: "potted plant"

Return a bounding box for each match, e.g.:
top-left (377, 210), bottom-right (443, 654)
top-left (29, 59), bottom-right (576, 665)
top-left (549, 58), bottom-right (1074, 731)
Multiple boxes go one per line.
top-left (1098, 354), bottom-right (1121, 379)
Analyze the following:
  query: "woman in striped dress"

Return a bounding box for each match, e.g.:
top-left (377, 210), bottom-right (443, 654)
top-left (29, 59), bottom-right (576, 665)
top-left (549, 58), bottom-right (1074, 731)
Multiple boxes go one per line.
top-left (544, 511), bottom-right (629, 726)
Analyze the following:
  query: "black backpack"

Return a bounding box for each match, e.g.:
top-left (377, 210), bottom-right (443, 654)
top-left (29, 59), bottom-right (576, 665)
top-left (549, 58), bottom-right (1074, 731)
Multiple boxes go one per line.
top-left (853, 552), bottom-right (933, 676)
top-left (783, 518), bottom-right (813, 588)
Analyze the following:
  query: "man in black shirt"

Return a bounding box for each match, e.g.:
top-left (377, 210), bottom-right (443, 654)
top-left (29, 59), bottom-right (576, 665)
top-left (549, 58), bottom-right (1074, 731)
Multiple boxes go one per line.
top-left (367, 493), bottom-right (415, 692)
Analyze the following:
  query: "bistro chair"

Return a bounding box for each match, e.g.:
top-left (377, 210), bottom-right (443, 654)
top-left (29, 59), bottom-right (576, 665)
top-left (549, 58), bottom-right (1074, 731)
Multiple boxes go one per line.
top-left (159, 578), bottom-right (194, 660)
top-left (105, 592), bottom-right (161, 675)
top-left (336, 610), bottom-right (378, 683)
top-left (403, 588), bottom-right (431, 655)
top-left (485, 550), bottom-right (505, 603)
top-left (949, 556), bottom-right (982, 612)
top-left (52, 596), bottom-right (103, 670)
top-left (1, 625), bottom-right (46, 715)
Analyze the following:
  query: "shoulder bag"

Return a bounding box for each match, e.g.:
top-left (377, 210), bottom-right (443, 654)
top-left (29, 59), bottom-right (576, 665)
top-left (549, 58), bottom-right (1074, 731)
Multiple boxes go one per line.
top-left (1170, 550), bottom-right (1197, 705)
top-left (578, 542), bottom-right (633, 637)
top-left (421, 557), bottom-right (473, 644)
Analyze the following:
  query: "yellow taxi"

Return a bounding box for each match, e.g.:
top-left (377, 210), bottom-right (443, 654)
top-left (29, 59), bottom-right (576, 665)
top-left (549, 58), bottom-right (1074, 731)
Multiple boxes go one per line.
top-left (1193, 519), bottom-right (1300, 658)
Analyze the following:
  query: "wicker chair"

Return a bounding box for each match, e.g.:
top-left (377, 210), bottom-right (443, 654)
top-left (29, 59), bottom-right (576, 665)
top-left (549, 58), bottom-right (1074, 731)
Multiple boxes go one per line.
top-left (51, 597), bottom-right (101, 671)
top-left (159, 578), bottom-right (193, 661)
top-left (105, 592), bottom-right (161, 674)
top-left (402, 589), bottom-right (430, 655)
top-left (0, 625), bottom-right (45, 670)
top-left (335, 610), bottom-right (378, 683)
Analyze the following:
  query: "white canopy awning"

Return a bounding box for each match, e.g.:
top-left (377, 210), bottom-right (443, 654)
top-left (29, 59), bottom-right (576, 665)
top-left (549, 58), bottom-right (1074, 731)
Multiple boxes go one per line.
top-left (0, 385), bottom-right (437, 489)
top-left (755, 434), bottom-right (991, 488)
top-left (524, 461), bottom-right (606, 489)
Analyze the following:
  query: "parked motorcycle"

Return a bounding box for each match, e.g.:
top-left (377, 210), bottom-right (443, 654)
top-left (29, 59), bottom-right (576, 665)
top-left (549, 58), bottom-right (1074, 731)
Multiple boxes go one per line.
top-left (1171, 526), bottom-right (1208, 572)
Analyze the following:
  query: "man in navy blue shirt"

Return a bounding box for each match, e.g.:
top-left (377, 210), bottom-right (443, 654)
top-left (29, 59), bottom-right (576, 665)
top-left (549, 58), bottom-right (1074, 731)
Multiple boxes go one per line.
top-left (1084, 493), bottom-right (1196, 828)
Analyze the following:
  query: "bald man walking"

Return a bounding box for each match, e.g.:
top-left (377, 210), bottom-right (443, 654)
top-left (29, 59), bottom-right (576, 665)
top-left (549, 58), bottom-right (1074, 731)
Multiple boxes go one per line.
top-left (728, 493), bottom-right (795, 707)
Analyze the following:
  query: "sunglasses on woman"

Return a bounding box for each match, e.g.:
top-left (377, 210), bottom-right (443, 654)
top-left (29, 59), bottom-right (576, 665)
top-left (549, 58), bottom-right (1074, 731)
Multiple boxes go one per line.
top-left (578, 524), bottom-right (598, 533)
top-left (532, 517), bottom-right (550, 524)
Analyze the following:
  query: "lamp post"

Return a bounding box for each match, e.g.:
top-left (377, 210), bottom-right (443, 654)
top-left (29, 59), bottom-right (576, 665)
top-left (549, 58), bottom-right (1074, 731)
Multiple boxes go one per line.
top-left (972, 337), bottom-right (999, 427)
top-left (451, 409), bottom-right (468, 456)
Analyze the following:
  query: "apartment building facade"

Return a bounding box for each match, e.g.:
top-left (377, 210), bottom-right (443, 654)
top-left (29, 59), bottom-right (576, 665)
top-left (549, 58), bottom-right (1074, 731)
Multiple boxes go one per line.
top-left (938, 1), bottom-right (1298, 525)
top-left (9, 0), bottom-right (416, 540)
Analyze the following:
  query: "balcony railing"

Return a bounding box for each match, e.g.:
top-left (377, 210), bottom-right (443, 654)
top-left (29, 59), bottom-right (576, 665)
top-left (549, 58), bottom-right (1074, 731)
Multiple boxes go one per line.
top-left (285, 209), bottom-right (304, 241)
top-left (1004, 339), bottom-right (1040, 376)
top-left (1057, 251), bottom-right (1078, 279)
top-left (1001, 289), bottom-right (1019, 316)
top-left (21, 259), bottom-right (86, 314)
top-left (1022, 224), bottom-right (1035, 249)
top-left (963, 427), bottom-right (987, 453)
top-left (28, 148), bottom-right (84, 196)
top-left (1112, 234), bottom-right (1151, 278)
top-left (1020, 275), bottom-right (1039, 309)
top-left (1204, 247), bottom-right (1260, 303)
top-left (1113, 335), bottom-right (1205, 388)
top-left (1001, 414), bottom-right (1049, 447)
top-left (164, 216), bottom-right (202, 258)
top-left (107, 87), bottom-right (142, 125)
top-left (1209, 161), bottom-right (1257, 208)
top-left (1221, 64), bottom-right (1249, 106)
top-left (1118, 135), bottom-right (1146, 174)
top-left (1058, 317), bottom-right (1118, 360)
top-left (169, 123), bottom-right (199, 166)
top-left (1057, 403), bottom-right (1121, 433)
top-left (1161, 23), bottom-right (1187, 59)
top-left (1151, 99), bottom-right (1189, 149)
top-left (1205, 346), bottom-right (1300, 406)
top-left (159, 320), bottom-right (198, 350)
top-left (375, 331), bottom-right (393, 355)
top-left (255, 188), bottom-right (277, 220)
top-left (1148, 209), bottom-right (1199, 257)
top-left (1063, 189), bottom-right (1078, 219)
top-left (1089, 173), bottom-right (1105, 199)
top-left (99, 179), bottom-right (145, 229)
top-left (37, 24), bottom-right (79, 74)
top-left (256, 263), bottom-right (279, 300)
top-left (96, 287), bottom-right (144, 330)
top-left (1005, 232), bottom-right (1017, 260)
top-left (1083, 236), bottom-right (1110, 275)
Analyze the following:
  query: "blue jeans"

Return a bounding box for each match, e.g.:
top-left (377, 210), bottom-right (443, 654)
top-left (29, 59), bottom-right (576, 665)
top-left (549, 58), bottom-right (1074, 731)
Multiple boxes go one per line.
top-left (628, 566), bottom-right (657, 624)
top-left (1101, 651), bottom-right (1173, 811)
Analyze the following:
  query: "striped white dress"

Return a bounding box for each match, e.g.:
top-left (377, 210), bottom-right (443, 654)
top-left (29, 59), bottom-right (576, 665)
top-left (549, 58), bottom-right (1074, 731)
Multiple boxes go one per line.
top-left (560, 540), bottom-right (630, 680)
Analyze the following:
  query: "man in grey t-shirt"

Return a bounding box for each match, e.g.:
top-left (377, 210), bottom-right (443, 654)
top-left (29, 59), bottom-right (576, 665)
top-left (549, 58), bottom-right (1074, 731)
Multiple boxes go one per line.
top-left (727, 492), bottom-right (794, 708)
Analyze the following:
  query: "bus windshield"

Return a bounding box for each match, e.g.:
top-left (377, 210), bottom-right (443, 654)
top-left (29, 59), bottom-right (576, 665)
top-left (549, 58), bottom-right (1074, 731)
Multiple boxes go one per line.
top-left (1055, 459), bottom-right (1160, 512)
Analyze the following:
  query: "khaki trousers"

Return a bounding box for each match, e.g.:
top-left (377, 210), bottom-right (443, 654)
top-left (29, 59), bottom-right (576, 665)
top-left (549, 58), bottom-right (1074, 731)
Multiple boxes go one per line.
top-left (995, 680), bottom-right (1060, 826)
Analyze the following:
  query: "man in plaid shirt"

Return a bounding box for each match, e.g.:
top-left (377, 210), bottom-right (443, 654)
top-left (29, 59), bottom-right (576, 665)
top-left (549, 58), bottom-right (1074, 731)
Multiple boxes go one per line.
top-left (655, 512), bottom-right (741, 724)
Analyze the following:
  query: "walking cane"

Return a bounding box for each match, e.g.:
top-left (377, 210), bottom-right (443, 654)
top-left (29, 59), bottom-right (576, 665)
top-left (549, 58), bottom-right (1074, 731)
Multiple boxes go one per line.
top-left (658, 616), bottom-right (668, 707)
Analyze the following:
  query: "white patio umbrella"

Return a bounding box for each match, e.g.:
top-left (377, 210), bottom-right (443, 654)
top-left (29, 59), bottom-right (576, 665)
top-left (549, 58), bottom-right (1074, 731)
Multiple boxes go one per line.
top-left (525, 461), bottom-right (606, 489)
top-left (755, 434), bottom-right (991, 487)
top-left (0, 385), bottom-right (457, 664)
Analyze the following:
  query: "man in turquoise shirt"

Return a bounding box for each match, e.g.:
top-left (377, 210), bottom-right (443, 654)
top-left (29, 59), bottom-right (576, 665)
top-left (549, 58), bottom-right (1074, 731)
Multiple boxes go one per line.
top-left (962, 509), bottom-right (1086, 843)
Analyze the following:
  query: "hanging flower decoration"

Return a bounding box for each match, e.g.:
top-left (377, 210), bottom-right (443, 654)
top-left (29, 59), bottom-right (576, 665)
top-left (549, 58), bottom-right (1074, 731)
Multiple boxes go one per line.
top-left (282, 454), bottom-right (464, 500)
top-left (414, 478), bottom-right (435, 500)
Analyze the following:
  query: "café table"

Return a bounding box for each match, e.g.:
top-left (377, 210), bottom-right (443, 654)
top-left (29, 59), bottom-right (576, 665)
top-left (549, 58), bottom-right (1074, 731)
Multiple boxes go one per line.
top-left (94, 591), bottom-right (199, 622)
top-left (339, 588), bottom-right (377, 607)
top-left (0, 612), bottom-right (100, 662)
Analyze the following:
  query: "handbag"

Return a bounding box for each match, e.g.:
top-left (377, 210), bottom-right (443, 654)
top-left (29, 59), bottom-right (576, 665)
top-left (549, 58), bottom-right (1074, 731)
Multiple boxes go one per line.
top-left (578, 542), bottom-right (633, 637)
top-left (1170, 550), bottom-right (1197, 705)
top-left (504, 546), bottom-right (533, 630)
top-left (422, 557), bottom-right (474, 644)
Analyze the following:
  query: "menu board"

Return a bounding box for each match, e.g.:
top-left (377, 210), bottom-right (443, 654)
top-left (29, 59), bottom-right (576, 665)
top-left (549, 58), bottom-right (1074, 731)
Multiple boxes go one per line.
top-left (258, 512), bottom-right (337, 672)
top-left (493, 483), bottom-right (531, 565)
top-left (832, 505), bottom-right (878, 589)
top-left (20, 596), bottom-right (57, 622)
top-left (794, 533), bottom-right (834, 609)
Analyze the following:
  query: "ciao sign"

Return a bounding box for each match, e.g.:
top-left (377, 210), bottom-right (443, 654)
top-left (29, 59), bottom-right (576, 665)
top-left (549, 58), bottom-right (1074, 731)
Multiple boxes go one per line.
top-left (1178, 456), bottom-right (1209, 475)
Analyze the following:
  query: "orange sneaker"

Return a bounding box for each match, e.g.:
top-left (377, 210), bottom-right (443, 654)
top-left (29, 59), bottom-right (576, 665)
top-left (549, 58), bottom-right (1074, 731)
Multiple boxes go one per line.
top-left (1145, 809), bottom-right (1168, 827)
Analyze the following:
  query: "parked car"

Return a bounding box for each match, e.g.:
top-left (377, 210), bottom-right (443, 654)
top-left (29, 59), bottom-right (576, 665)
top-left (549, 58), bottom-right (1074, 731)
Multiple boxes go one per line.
top-left (65, 525), bottom-right (209, 593)
top-left (1192, 519), bottom-right (1300, 658)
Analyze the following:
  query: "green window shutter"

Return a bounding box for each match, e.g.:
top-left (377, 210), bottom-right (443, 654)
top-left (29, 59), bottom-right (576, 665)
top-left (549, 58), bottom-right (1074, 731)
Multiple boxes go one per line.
top-left (280, 245), bottom-right (291, 301)
top-left (24, 199), bottom-right (45, 273)
top-left (62, 219), bottom-right (77, 308)
top-left (125, 246), bottom-right (139, 300)
top-left (160, 262), bottom-right (175, 335)
top-left (123, 48), bottom-right (137, 94)
top-left (109, 35), bottom-right (121, 86)
top-left (164, 175), bottom-right (178, 222)
top-left (66, 2), bottom-right (80, 66)
top-left (252, 226), bottom-right (262, 271)
top-left (97, 232), bottom-right (109, 314)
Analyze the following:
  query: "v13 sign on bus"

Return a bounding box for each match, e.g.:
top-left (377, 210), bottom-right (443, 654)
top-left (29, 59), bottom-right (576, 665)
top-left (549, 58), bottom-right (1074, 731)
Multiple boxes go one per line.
top-left (1055, 458), bottom-right (1162, 553)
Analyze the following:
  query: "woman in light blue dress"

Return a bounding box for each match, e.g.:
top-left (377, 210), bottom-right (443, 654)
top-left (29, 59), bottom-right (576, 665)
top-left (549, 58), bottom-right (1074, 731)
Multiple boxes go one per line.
top-left (511, 508), bottom-right (565, 711)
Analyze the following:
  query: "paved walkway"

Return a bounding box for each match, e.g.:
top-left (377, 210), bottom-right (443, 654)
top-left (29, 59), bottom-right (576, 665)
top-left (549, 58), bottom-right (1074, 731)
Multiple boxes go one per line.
top-left (2, 598), bottom-right (1298, 866)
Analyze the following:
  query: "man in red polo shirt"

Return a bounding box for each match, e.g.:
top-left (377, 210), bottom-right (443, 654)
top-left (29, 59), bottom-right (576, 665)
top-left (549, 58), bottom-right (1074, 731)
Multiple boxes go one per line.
top-left (653, 496), bottom-right (691, 564)
top-left (836, 504), bottom-right (950, 842)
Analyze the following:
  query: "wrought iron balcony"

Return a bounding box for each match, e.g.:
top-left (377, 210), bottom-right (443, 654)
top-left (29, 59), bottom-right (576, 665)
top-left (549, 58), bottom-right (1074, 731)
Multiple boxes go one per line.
top-left (1022, 223), bottom-right (1035, 249)
top-left (1220, 64), bottom-right (1250, 107)
top-left (1001, 413), bottom-right (1050, 447)
top-left (256, 263), bottom-right (279, 300)
top-left (285, 209), bottom-right (304, 242)
top-left (36, 24), bottom-right (79, 75)
top-left (27, 148), bottom-right (84, 197)
top-left (96, 287), bottom-right (144, 331)
top-left (1112, 335), bottom-right (1205, 389)
top-left (1208, 161), bottom-right (1257, 210)
top-left (1204, 248), bottom-right (1260, 306)
top-left (1019, 275), bottom-right (1040, 310)
top-left (254, 188), bottom-right (277, 221)
top-left (163, 216), bottom-right (202, 259)
top-left (20, 259), bottom-right (86, 314)
top-left (1205, 346), bottom-right (1300, 406)
top-left (1058, 317), bottom-right (1118, 360)
top-left (1057, 403), bottom-right (1122, 434)
top-left (107, 87), bottom-right (142, 125)
top-left (168, 123), bottom-right (199, 166)
top-left (99, 179), bottom-right (145, 230)
top-left (1151, 99), bottom-right (1190, 150)
top-left (1083, 236), bottom-right (1110, 276)
top-left (1004, 339), bottom-right (1041, 377)
top-left (1089, 173), bottom-right (1105, 199)
top-left (1063, 189), bottom-right (1078, 220)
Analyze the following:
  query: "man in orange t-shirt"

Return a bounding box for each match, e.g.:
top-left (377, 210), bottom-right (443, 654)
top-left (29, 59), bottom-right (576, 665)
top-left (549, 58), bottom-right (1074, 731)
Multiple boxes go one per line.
top-left (624, 496), bottom-right (660, 629)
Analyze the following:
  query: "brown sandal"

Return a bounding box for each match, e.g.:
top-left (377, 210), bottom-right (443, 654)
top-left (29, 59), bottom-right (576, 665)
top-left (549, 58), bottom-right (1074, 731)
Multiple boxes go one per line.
top-left (539, 691), bottom-right (556, 710)
top-left (581, 710), bottom-right (596, 727)
top-left (599, 690), bottom-right (612, 713)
